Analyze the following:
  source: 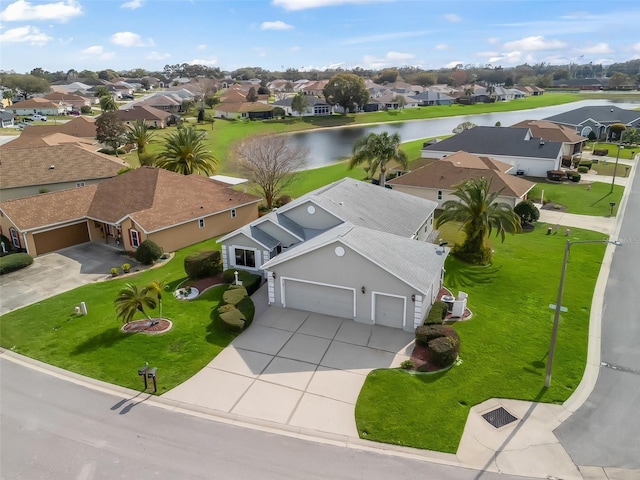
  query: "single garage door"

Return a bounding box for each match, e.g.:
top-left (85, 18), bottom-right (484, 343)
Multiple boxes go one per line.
top-left (284, 280), bottom-right (354, 319)
top-left (33, 222), bottom-right (90, 255)
top-left (374, 294), bottom-right (405, 328)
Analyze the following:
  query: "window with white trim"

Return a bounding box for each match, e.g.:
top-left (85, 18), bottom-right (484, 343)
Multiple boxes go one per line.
top-left (437, 190), bottom-right (443, 200)
top-left (231, 209), bottom-right (236, 218)
top-left (9, 228), bottom-right (20, 248)
top-left (198, 218), bottom-right (205, 228)
top-left (130, 229), bottom-right (140, 248)
top-left (234, 248), bottom-right (256, 268)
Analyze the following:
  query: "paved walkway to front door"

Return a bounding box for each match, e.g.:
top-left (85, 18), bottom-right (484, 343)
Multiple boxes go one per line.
top-left (163, 305), bottom-right (414, 437)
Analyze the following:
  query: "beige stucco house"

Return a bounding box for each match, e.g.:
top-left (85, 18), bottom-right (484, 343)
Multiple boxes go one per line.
top-left (0, 167), bottom-right (261, 256)
top-left (219, 178), bottom-right (448, 332)
top-left (10, 97), bottom-right (67, 116)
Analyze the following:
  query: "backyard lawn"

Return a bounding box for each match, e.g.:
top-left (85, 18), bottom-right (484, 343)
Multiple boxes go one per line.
top-left (355, 223), bottom-right (608, 453)
top-left (528, 180), bottom-right (623, 216)
top-left (0, 240), bottom-right (235, 393)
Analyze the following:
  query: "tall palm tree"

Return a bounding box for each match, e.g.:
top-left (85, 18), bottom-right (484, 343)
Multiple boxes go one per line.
top-left (99, 94), bottom-right (118, 112)
top-left (146, 280), bottom-right (166, 320)
top-left (156, 127), bottom-right (218, 175)
top-left (114, 284), bottom-right (157, 324)
top-left (436, 177), bottom-right (521, 265)
top-left (126, 119), bottom-right (156, 160)
top-left (349, 132), bottom-right (408, 188)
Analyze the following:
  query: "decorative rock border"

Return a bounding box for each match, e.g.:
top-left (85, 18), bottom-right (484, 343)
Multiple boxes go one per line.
top-left (174, 286), bottom-right (199, 300)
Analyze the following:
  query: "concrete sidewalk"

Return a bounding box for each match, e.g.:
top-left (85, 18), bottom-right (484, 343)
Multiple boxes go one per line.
top-left (537, 209), bottom-right (616, 235)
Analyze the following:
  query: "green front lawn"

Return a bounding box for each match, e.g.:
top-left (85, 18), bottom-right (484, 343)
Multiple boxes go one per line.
top-left (586, 142), bottom-right (638, 160)
top-left (0, 240), bottom-right (235, 393)
top-left (590, 161), bottom-right (633, 177)
top-left (356, 223), bottom-right (607, 452)
top-left (528, 180), bottom-right (623, 216)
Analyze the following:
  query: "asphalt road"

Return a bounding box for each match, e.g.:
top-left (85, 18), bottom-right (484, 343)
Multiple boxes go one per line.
top-left (0, 359), bottom-right (538, 480)
top-left (554, 157), bottom-right (640, 468)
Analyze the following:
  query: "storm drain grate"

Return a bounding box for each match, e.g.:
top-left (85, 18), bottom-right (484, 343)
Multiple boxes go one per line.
top-left (481, 407), bottom-right (518, 428)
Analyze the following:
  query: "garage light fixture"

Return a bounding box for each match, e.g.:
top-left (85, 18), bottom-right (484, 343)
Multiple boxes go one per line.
top-left (411, 294), bottom-right (416, 302)
top-left (361, 286), bottom-right (366, 294)
top-left (272, 272), bottom-right (276, 279)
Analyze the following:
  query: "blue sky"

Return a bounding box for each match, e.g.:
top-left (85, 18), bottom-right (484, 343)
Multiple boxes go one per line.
top-left (1, 0), bottom-right (639, 74)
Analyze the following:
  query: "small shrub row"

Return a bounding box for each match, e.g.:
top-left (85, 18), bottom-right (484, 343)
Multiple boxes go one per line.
top-left (184, 250), bottom-right (221, 279)
top-left (0, 252), bottom-right (34, 274)
top-left (579, 160), bottom-right (592, 169)
top-left (577, 166), bottom-right (589, 173)
top-left (570, 173), bottom-right (581, 182)
top-left (215, 285), bottom-right (255, 332)
top-left (593, 149), bottom-right (609, 156)
top-left (428, 336), bottom-right (459, 368)
top-left (423, 301), bottom-right (448, 324)
top-left (222, 268), bottom-right (262, 295)
top-left (415, 324), bottom-right (457, 345)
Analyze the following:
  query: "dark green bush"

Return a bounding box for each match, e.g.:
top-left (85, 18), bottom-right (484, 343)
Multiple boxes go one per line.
top-left (135, 239), bottom-right (162, 265)
top-left (80, 105), bottom-right (92, 114)
top-left (424, 301), bottom-right (448, 324)
top-left (184, 250), bottom-right (221, 279)
top-left (415, 324), bottom-right (456, 345)
top-left (593, 149), bottom-right (608, 156)
top-left (236, 296), bottom-right (255, 329)
top-left (577, 166), bottom-right (589, 173)
top-left (513, 200), bottom-right (540, 224)
top-left (222, 286), bottom-right (248, 305)
top-left (579, 161), bottom-right (592, 169)
top-left (222, 268), bottom-right (262, 295)
top-left (219, 306), bottom-right (246, 332)
top-left (0, 252), bottom-right (34, 274)
top-left (428, 336), bottom-right (459, 368)
top-left (571, 173), bottom-right (581, 182)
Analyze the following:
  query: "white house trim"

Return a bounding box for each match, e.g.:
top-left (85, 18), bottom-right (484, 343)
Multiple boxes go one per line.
top-left (230, 245), bottom-right (260, 270)
top-left (280, 276), bottom-right (357, 317)
top-left (413, 294), bottom-right (423, 328)
top-left (267, 271), bottom-right (276, 304)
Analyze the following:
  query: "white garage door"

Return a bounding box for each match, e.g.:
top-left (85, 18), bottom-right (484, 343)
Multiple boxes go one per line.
top-left (284, 280), bottom-right (354, 319)
top-left (374, 294), bottom-right (405, 328)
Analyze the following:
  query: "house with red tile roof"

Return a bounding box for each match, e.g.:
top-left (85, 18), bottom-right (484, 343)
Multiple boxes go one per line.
top-left (0, 167), bottom-right (261, 256)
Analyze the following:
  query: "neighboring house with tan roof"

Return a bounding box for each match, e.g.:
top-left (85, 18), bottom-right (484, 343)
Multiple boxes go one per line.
top-left (9, 97), bottom-right (67, 116)
top-left (12, 115), bottom-right (97, 139)
top-left (214, 102), bottom-right (274, 120)
top-left (42, 92), bottom-right (91, 110)
top-left (510, 119), bottom-right (587, 161)
top-left (0, 167), bottom-right (261, 256)
top-left (0, 131), bottom-right (95, 150)
top-left (0, 144), bottom-right (128, 201)
top-left (136, 94), bottom-right (182, 113)
top-left (387, 151), bottom-right (536, 208)
top-left (114, 105), bottom-right (172, 128)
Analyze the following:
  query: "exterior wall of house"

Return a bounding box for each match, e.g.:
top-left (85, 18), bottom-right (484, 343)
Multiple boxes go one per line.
top-left (145, 203), bottom-right (259, 254)
top-left (269, 241), bottom-right (433, 332)
top-left (281, 201), bottom-right (341, 230)
top-left (392, 184), bottom-right (519, 208)
top-left (0, 178), bottom-right (112, 202)
top-left (413, 214), bottom-right (434, 240)
top-left (220, 234), bottom-right (270, 272)
top-left (214, 110), bottom-right (242, 120)
top-left (11, 106), bottom-right (65, 115)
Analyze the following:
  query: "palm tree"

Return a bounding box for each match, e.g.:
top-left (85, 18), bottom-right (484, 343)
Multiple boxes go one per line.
top-left (126, 119), bottom-right (156, 160)
top-left (349, 132), bottom-right (408, 188)
top-left (146, 280), bottom-right (166, 320)
top-left (114, 284), bottom-right (157, 324)
top-left (99, 94), bottom-right (118, 112)
top-left (436, 177), bottom-right (521, 265)
top-left (156, 127), bottom-right (218, 175)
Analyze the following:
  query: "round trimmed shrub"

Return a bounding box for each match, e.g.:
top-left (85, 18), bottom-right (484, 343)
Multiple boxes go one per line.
top-left (135, 239), bottom-right (162, 265)
top-left (514, 200), bottom-right (540, 224)
top-left (184, 250), bottom-right (221, 279)
top-left (0, 252), bottom-right (34, 275)
top-left (428, 336), bottom-right (458, 368)
top-left (415, 324), bottom-right (456, 345)
top-left (577, 166), bottom-right (589, 173)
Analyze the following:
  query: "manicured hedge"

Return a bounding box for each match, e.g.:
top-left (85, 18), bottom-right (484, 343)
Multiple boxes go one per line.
top-left (428, 336), bottom-right (458, 368)
top-left (184, 250), bottom-right (221, 279)
top-left (135, 239), bottom-right (162, 265)
top-left (577, 166), bottom-right (589, 173)
top-left (0, 253), bottom-right (34, 275)
top-left (424, 301), bottom-right (448, 324)
top-left (415, 324), bottom-right (456, 345)
top-left (222, 268), bottom-right (262, 295)
top-left (215, 284), bottom-right (255, 332)
top-left (222, 286), bottom-right (248, 305)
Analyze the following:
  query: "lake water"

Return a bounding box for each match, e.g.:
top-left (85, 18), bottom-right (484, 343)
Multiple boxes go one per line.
top-left (288, 99), bottom-right (640, 168)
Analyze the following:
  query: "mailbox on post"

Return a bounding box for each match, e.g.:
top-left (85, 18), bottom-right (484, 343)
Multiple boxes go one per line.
top-left (138, 364), bottom-right (149, 390)
top-left (146, 367), bottom-right (158, 393)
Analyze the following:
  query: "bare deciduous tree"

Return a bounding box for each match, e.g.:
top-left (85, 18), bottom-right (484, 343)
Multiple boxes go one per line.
top-left (232, 135), bottom-right (308, 209)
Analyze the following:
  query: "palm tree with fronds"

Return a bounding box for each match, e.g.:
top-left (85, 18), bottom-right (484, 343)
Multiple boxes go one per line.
top-left (114, 284), bottom-right (157, 324)
top-left (436, 177), bottom-right (521, 265)
top-left (146, 280), bottom-right (166, 320)
top-left (126, 119), bottom-right (156, 161)
top-left (100, 94), bottom-right (118, 112)
top-left (156, 127), bottom-right (218, 175)
top-left (349, 132), bottom-right (408, 188)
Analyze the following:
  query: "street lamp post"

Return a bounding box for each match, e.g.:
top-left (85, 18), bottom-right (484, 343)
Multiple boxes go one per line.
top-left (610, 142), bottom-right (623, 193)
top-left (545, 239), bottom-right (621, 388)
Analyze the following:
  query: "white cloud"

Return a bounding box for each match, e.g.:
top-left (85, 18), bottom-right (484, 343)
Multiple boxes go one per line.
top-left (435, 44), bottom-right (449, 51)
top-left (147, 51), bottom-right (171, 60)
top-left (289, 45), bottom-right (300, 51)
top-left (100, 52), bottom-right (115, 60)
top-left (197, 44), bottom-right (207, 50)
top-left (486, 51), bottom-right (535, 65)
top-left (0, 0), bottom-right (82, 22)
top-left (633, 42), bottom-right (640, 53)
top-left (362, 51), bottom-right (415, 69)
top-left (121, 0), bottom-right (143, 9)
top-left (503, 36), bottom-right (566, 51)
top-left (190, 56), bottom-right (218, 66)
top-left (82, 45), bottom-right (103, 54)
top-left (110, 31), bottom-right (155, 47)
top-left (0, 25), bottom-right (52, 45)
top-left (580, 43), bottom-right (612, 55)
top-left (344, 30), bottom-right (430, 45)
top-left (273, 0), bottom-right (389, 11)
top-left (444, 13), bottom-right (461, 23)
top-left (444, 60), bottom-right (464, 69)
top-left (260, 20), bottom-right (293, 30)
top-left (487, 37), bottom-right (500, 45)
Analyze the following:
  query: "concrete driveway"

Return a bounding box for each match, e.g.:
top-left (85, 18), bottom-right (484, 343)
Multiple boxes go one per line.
top-left (163, 300), bottom-right (414, 437)
top-left (0, 242), bottom-right (133, 315)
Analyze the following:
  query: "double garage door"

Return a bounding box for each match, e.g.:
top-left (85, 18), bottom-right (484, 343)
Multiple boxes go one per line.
top-left (283, 279), bottom-right (406, 328)
top-left (284, 280), bottom-right (355, 319)
top-left (33, 222), bottom-right (90, 255)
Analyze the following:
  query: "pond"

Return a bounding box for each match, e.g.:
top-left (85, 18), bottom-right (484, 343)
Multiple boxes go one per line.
top-left (287, 99), bottom-right (640, 168)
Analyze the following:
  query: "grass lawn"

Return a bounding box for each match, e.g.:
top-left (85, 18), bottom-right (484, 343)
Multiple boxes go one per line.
top-left (585, 142), bottom-right (638, 160)
top-left (528, 180), bottom-right (623, 216)
top-left (590, 161), bottom-right (633, 177)
top-left (355, 223), bottom-right (607, 453)
top-left (0, 239), bottom-right (236, 394)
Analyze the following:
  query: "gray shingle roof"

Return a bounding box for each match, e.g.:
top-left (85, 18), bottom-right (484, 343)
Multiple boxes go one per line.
top-left (422, 126), bottom-right (563, 159)
top-left (543, 106), bottom-right (640, 128)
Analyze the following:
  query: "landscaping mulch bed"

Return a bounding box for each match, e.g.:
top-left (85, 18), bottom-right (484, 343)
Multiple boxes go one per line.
top-left (541, 202), bottom-right (568, 212)
top-left (410, 343), bottom-right (447, 373)
top-left (182, 273), bottom-right (225, 293)
top-left (121, 318), bottom-right (172, 334)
